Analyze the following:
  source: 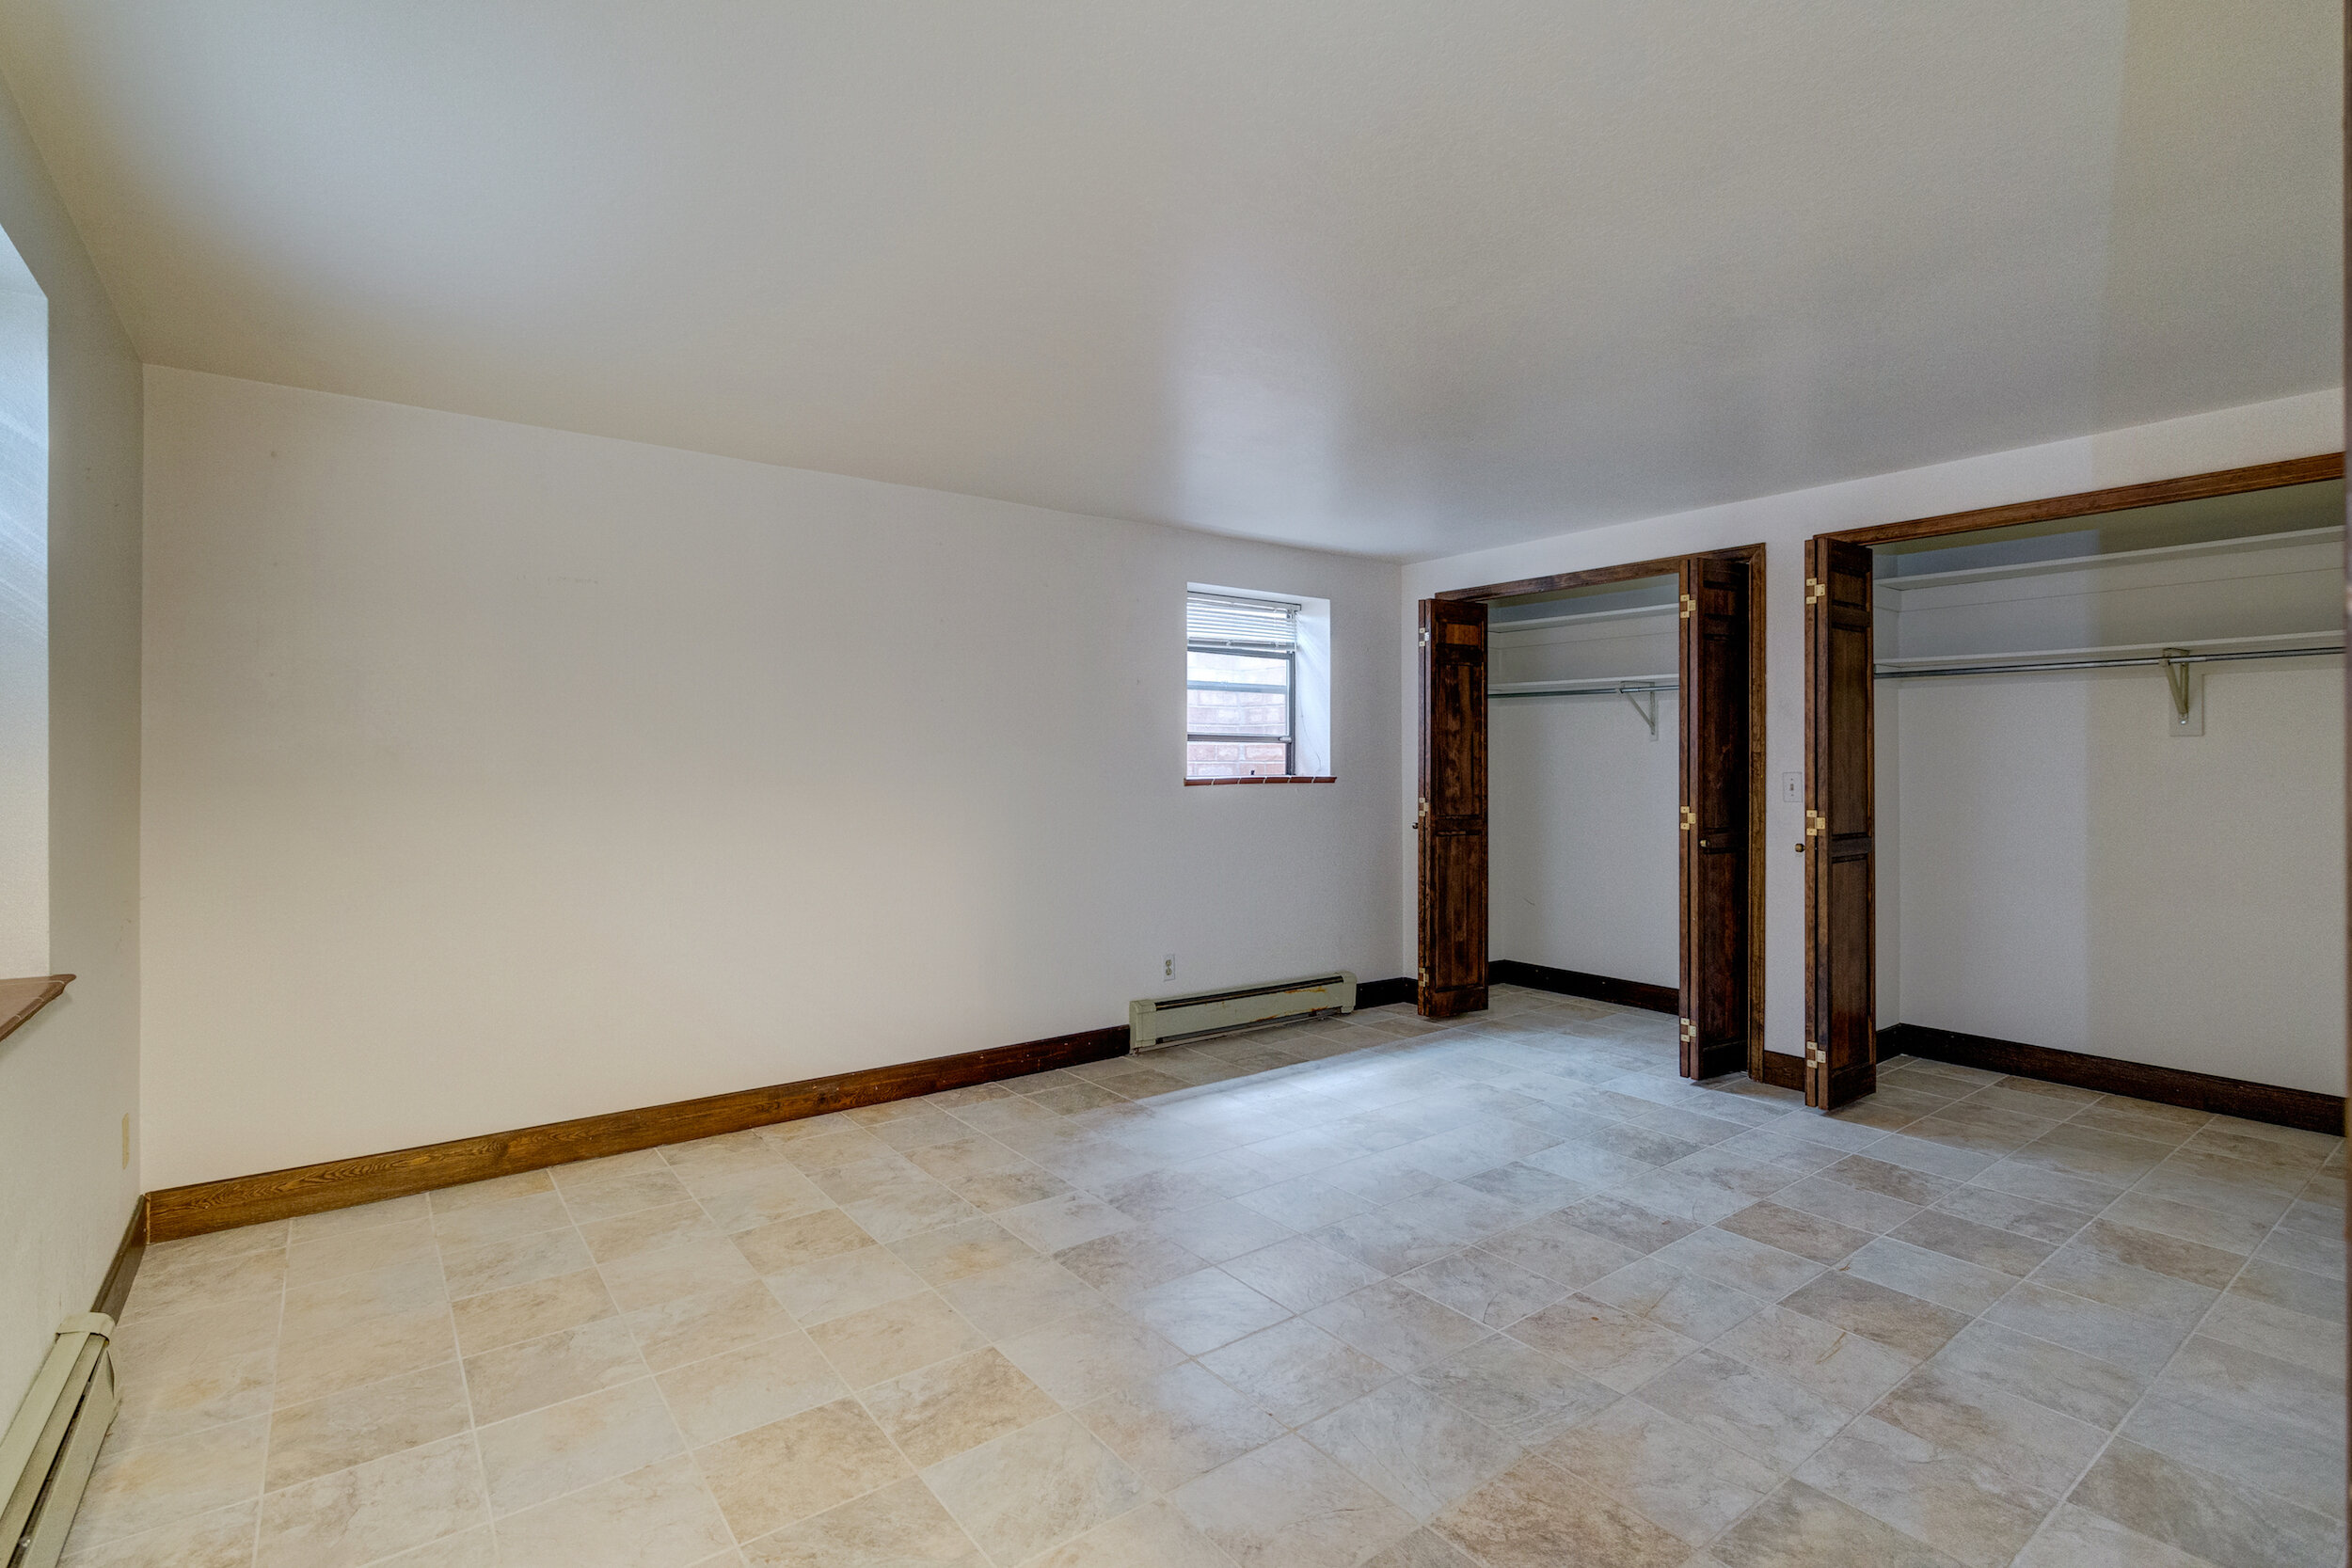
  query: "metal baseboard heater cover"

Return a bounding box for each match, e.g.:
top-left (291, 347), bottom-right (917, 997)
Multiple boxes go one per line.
top-left (3, 1315), bottom-right (118, 1568)
top-left (1130, 971), bottom-right (1358, 1052)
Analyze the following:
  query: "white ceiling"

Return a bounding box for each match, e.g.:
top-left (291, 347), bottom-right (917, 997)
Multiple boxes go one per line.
top-left (0, 2), bottom-right (2337, 559)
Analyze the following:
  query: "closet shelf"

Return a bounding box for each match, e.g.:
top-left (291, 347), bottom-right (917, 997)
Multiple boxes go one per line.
top-left (1876, 526), bottom-right (2342, 594)
top-left (1486, 603), bottom-right (1679, 635)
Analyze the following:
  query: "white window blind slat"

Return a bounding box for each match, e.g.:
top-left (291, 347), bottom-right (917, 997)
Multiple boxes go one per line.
top-left (1187, 592), bottom-right (1300, 650)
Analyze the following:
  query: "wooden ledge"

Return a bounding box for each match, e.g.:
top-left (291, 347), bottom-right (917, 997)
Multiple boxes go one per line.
top-left (1184, 775), bottom-right (1337, 786)
top-left (0, 974), bottom-right (72, 1046)
top-left (0, 974), bottom-right (72, 1041)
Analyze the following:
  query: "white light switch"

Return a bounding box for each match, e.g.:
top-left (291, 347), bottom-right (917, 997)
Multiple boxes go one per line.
top-left (1781, 772), bottom-right (1802, 804)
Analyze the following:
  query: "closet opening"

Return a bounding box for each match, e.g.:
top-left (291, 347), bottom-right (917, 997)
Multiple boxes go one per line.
top-left (1803, 453), bottom-right (2346, 1121)
top-left (1417, 545), bottom-right (1770, 1084)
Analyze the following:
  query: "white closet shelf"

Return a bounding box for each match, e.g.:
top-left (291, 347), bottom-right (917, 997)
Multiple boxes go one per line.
top-left (1876, 630), bottom-right (2344, 672)
top-left (1876, 526), bottom-right (2343, 594)
top-left (1486, 603), bottom-right (1679, 635)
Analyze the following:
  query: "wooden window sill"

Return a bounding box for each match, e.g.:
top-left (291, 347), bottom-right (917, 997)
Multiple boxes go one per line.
top-left (0, 974), bottom-right (73, 1045)
top-left (1184, 775), bottom-right (1337, 786)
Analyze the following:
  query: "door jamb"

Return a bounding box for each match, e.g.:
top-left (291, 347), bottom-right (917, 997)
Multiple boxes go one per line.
top-left (1430, 543), bottom-right (1769, 1082)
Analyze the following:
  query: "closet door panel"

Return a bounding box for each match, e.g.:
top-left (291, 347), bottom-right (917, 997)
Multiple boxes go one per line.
top-left (1680, 556), bottom-right (1751, 1079)
top-left (1806, 538), bottom-right (1877, 1108)
top-left (1419, 597), bottom-right (1488, 1019)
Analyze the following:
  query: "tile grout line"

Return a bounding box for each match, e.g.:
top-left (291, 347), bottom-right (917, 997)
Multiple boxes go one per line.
top-left (247, 1262), bottom-right (287, 1568)
top-left (69, 1006), bottom-right (1637, 1568)
top-left (1539, 1059), bottom-right (2307, 1565)
top-left (85, 1002), bottom-right (2337, 1568)
top-left (425, 1212), bottom-right (491, 1568)
top-left (1735, 1064), bottom-right (2332, 1565)
top-left (2000, 1173), bottom-right (2324, 1567)
top-left (643, 1142), bottom-right (759, 1560)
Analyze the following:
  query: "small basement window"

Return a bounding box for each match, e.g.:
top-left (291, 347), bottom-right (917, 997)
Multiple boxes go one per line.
top-left (1187, 592), bottom-right (1296, 778)
top-left (1185, 587), bottom-right (1332, 782)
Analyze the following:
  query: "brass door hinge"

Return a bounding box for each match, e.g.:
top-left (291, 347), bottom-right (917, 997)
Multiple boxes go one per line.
top-left (1804, 577), bottom-right (1827, 604)
top-left (1678, 1018), bottom-right (1696, 1042)
top-left (1805, 1041), bottom-right (1825, 1066)
top-left (1678, 593), bottom-right (1694, 620)
top-left (1418, 626), bottom-right (1430, 646)
top-left (1804, 809), bottom-right (1823, 838)
top-left (1678, 805), bottom-right (1695, 832)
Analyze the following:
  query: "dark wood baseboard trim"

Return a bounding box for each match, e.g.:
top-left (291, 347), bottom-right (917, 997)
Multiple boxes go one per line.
top-left (1354, 976), bottom-right (1418, 1009)
top-left (92, 1196), bottom-right (146, 1320)
top-left (1490, 959), bottom-right (1679, 1016)
top-left (147, 1025), bottom-right (1132, 1243)
top-left (1881, 1022), bottom-right (2346, 1136)
top-left (1756, 1051), bottom-right (1805, 1091)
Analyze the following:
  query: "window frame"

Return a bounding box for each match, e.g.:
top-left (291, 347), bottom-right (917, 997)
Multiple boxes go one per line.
top-left (1185, 645), bottom-right (1296, 777)
top-left (1184, 593), bottom-right (1302, 780)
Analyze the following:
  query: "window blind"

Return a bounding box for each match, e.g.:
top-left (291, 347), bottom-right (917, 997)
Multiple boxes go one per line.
top-left (1187, 592), bottom-right (1300, 651)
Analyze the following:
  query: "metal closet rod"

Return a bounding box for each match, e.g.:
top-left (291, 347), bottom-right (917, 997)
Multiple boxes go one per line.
top-left (1875, 644), bottom-right (2343, 681)
top-left (1489, 677), bottom-right (1679, 698)
top-left (1487, 677), bottom-right (1672, 737)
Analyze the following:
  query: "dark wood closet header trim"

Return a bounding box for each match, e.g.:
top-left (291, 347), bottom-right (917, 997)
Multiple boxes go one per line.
top-left (1820, 452), bottom-right (2344, 549)
top-left (1881, 1022), bottom-right (2346, 1136)
top-left (1183, 775), bottom-right (1337, 786)
top-left (1489, 959), bottom-right (1679, 1017)
top-left (144, 976), bottom-right (1428, 1243)
top-left (0, 974), bottom-right (73, 1046)
top-left (1435, 550), bottom-right (1692, 604)
top-left (147, 1023), bottom-right (1133, 1241)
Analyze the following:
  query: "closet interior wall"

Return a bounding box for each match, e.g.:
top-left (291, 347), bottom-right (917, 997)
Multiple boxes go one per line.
top-left (1874, 481), bottom-right (2346, 1098)
top-left (1487, 580), bottom-right (1680, 991)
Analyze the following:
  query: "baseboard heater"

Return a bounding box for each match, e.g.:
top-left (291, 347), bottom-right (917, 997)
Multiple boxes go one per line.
top-left (3, 1315), bottom-right (118, 1568)
top-left (1130, 971), bottom-right (1358, 1052)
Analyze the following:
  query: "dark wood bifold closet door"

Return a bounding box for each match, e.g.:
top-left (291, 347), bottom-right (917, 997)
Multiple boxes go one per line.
top-left (1417, 597), bottom-right (1488, 1019)
top-left (1678, 556), bottom-right (1751, 1079)
top-left (1805, 537), bottom-right (1877, 1108)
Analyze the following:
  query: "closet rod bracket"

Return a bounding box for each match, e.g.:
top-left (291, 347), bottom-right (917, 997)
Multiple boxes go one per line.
top-left (1618, 683), bottom-right (1659, 740)
top-left (2159, 647), bottom-right (2194, 722)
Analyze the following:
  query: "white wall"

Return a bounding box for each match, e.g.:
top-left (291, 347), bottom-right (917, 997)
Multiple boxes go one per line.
top-left (1403, 388), bottom-right (2343, 1070)
top-left (1490, 693), bottom-right (1679, 987)
top-left (1486, 603), bottom-right (1680, 985)
top-left (1895, 663), bottom-right (2343, 1094)
top-left (0, 77), bottom-right (141, 1415)
top-left (140, 369), bottom-right (1404, 1190)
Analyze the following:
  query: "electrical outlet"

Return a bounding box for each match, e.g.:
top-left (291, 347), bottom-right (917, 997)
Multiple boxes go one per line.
top-left (1163, 955), bottom-right (1175, 981)
top-left (1782, 772), bottom-right (1802, 804)
top-left (120, 1113), bottom-right (129, 1169)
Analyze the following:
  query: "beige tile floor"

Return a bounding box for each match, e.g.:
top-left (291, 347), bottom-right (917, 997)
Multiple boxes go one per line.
top-left (64, 986), bottom-right (2348, 1568)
